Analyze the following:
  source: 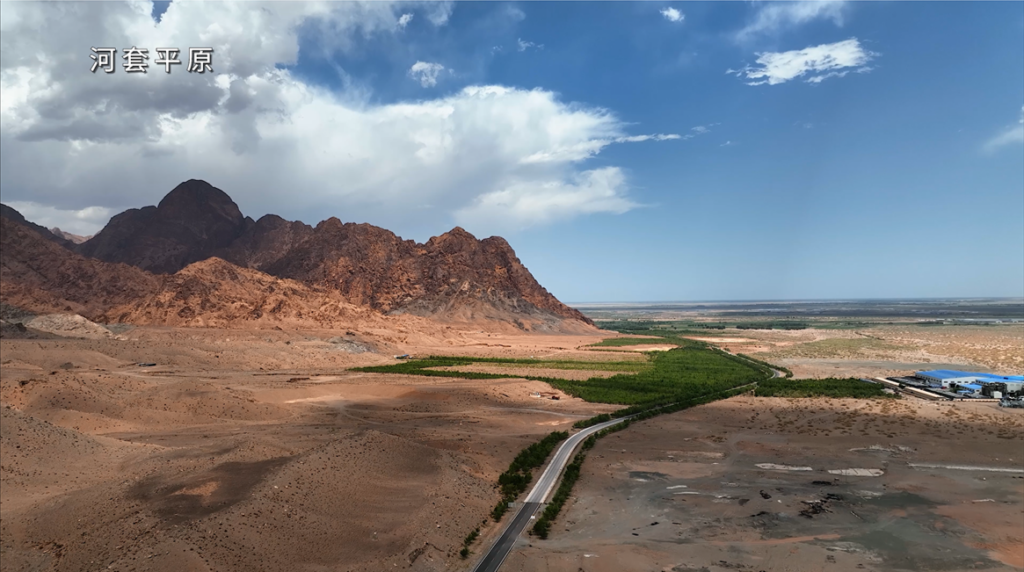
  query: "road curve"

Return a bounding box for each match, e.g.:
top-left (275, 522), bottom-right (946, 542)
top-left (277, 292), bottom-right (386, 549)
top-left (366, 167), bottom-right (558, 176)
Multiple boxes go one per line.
top-left (470, 416), bottom-right (628, 572)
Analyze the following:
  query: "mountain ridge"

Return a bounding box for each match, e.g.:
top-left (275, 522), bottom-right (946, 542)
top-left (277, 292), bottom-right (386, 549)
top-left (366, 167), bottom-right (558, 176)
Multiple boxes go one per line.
top-left (1, 181), bottom-right (592, 329)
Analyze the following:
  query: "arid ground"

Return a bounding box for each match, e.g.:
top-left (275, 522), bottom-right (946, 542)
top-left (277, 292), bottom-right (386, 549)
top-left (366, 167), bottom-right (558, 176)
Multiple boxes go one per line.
top-left (505, 395), bottom-right (1024, 572)
top-left (2, 321), bottom-right (1022, 572)
top-left (702, 325), bottom-right (1024, 379)
top-left (0, 327), bottom-right (616, 572)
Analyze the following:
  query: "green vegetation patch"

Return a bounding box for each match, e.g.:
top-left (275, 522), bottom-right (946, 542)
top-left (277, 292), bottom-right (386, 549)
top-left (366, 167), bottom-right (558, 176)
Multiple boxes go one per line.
top-left (548, 344), bottom-right (765, 404)
top-left (353, 343), bottom-right (766, 406)
top-left (430, 359), bottom-right (649, 373)
top-left (754, 378), bottom-right (895, 399)
top-left (490, 431), bottom-right (567, 522)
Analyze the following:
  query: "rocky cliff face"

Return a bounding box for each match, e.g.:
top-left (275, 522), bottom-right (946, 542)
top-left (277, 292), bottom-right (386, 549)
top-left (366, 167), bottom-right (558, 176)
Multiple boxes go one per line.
top-left (77, 180), bottom-right (252, 274)
top-left (2, 180), bottom-right (591, 329)
top-left (225, 218), bottom-right (591, 327)
top-left (0, 212), bottom-right (159, 319)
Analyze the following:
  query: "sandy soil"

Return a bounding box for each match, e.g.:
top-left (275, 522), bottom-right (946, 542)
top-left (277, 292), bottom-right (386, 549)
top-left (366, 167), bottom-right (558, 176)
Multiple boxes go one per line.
top-left (591, 345), bottom-right (678, 353)
top-left (505, 395), bottom-right (1024, 572)
top-left (698, 325), bottom-right (1024, 378)
top-left (0, 326), bottom-right (618, 572)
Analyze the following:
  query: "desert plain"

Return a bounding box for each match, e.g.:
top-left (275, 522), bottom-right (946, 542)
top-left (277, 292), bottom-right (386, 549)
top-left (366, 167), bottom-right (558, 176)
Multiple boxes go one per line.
top-left (1, 316), bottom-right (1022, 572)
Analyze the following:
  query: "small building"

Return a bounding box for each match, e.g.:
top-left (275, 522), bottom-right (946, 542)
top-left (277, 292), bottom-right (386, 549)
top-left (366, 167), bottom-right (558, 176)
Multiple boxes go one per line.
top-left (954, 383), bottom-right (984, 395)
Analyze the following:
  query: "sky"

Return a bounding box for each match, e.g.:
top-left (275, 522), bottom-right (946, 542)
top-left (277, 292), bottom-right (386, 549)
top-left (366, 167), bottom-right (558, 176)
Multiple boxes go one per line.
top-left (0, 1), bottom-right (1022, 302)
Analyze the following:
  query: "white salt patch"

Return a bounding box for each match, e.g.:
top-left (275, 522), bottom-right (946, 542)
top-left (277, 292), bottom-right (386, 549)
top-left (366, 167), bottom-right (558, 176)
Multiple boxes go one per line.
top-left (909, 463), bottom-right (1024, 474)
top-left (828, 468), bottom-right (884, 477)
top-left (756, 463), bottom-right (813, 471)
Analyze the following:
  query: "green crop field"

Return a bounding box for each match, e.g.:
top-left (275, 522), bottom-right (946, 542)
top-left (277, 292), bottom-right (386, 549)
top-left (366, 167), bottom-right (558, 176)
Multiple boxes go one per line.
top-left (754, 378), bottom-right (895, 399)
top-left (351, 341), bottom-right (767, 405)
top-left (587, 337), bottom-right (675, 347)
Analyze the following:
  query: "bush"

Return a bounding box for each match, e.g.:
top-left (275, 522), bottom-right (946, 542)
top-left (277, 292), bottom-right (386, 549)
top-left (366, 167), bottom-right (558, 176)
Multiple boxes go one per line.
top-left (754, 378), bottom-right (895, 398)
top-left (489, 431), bottom-right (567, 522)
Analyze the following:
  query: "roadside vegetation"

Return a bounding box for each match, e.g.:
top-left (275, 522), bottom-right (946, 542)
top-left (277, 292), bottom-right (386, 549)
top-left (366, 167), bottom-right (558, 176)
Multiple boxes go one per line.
top-left (354, 329), bottom-right (772, 546)
top-left (736, 353), bottom-right (794, 378)
top-left (754, 378), bottom-right (896, 399)
top-left (532, 384), bottom-right (753, 538)
top-left (490, 431), bottom-right (568, 522)
top-left (459, 527), bottom-right (480, 559)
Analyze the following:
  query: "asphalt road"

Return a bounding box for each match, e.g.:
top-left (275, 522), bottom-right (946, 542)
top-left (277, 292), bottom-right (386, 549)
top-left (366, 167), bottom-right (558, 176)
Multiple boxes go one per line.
top-left (470, 416), bottom-right (628, 572)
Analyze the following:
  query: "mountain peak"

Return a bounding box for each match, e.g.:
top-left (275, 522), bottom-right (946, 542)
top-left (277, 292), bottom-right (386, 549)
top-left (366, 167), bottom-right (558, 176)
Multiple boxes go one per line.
top-left (78, 180), bottom-right (249, 274)
top-left (157, 180), bottom-right (242, 220)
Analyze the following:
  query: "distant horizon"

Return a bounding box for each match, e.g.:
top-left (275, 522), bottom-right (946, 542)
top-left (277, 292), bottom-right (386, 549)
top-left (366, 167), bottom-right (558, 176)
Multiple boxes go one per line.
top-left (568, 297), bottom-right (1024, 306)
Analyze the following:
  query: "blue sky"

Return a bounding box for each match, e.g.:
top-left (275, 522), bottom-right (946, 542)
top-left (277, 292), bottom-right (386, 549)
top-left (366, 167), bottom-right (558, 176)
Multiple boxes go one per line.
top-left (1, 1), bottom-right (1022, 302)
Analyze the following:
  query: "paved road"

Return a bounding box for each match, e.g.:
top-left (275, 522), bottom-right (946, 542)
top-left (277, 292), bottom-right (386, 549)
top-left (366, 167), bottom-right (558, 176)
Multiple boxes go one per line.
top-left (470, 365), bottom-right (769, 572)
top-left (470, 417), bottom-right (628, 572)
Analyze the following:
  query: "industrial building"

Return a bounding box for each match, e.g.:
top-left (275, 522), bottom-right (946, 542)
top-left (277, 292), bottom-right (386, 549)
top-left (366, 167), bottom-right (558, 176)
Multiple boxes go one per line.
top-left (911, 370), bottom-right (1024, 399)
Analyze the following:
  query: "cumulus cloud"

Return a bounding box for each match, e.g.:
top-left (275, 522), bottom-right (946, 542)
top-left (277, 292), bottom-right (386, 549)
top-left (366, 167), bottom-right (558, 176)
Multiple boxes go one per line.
top-left (729, 38), bottom-right (876, 86)
top-left (0, 1), bottom-right (678, 237)
top-left (408, 61), bottom-right (446, 87)
top-left (660, 7), bottom-right (685, 23)
top-left (984, 106), bottom-right (1024, 151)
top-left (736, 1), bottom-right (846, 42)
top-left (397, 13), bottom-right (413, 29)
top-left (455, 168), bottom-right (634, 230)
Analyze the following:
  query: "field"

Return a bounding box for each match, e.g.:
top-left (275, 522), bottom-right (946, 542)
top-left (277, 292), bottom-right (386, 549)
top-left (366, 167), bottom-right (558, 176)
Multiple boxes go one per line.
top-left (353, 343), bottom-right (767, 405)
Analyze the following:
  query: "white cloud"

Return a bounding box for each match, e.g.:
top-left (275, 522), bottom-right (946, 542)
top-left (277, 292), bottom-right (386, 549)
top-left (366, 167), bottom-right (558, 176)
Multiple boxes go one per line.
top-left (517, 38), bottom-right (543, 52)
top-left (0, 2), bottom-right (678, 237)
top-left (426, 1), bottom-right (454, 26)
top-left (455, 168), bottom-right (635, 230)
top-left (984, 106), bottom-right (1024, 151)
top-left (4, 201), bottom-right (113, 236)
top-left (660, 7), bottom-right (685, 23)
top-left (729, 38), bottom-right (876, 86)
top-left (408, 61), bottom-right (446, 87)
top-left (736, 1), bottom-right (846, 42)
top-left (677, 123), bottom-right (720, 140)
top-left (397, 13), bottom-right (413, 29)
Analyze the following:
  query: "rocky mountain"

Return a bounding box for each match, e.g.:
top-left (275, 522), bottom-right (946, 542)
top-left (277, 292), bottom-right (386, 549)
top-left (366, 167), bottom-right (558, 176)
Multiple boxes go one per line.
top-left (0, 213), bottom-right (374, 330)
top-left (0, 203), bottom-right (74, 249)
top-left (242, 219), bottom-right (591, 325)
top-left (50, 228), bottom-right (92, 244)
top-left (0, 211), bottom-right (159, 319)
top-left (77, 180), bottom-right (253, 274)
top-left (226, 216), bottom-right (590, 327)
top-left (108, 258), bottom-right (374, 329)
top-left (2, 180), bottom-right (592, 329)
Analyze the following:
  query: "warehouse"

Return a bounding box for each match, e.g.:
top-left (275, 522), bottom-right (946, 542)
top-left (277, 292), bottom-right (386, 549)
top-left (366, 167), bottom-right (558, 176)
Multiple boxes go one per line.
top-left (913, 370), bottom-right (1024, 398)
top-left (915, 370), bottom-right (1023, 386)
